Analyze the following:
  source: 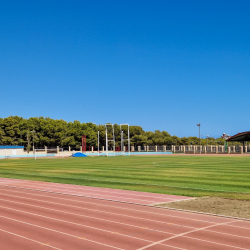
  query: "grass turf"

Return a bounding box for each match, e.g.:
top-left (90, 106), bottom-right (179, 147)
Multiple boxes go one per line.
top-left (0, 155), bottom-right (250, 200)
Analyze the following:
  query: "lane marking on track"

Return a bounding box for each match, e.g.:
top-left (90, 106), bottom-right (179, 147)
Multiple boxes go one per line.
top-left (137, 220), bottom-right (243, 250)
top-left (181, 235), bottom-right (250, 250)
top-left (0, 187), bottom-right (222, 224)
top-left (1, 185), bottom-right (250, 249)
top-left (0, 228), bottom-right (61, 250)
top-left (4, 189), bottom-right (249, 233)
top-left (0, 183), bottom-right (168, 203)
top-left (0, 214), bottom-right (124, 250)
top-left (0, 196), bottom-right (199, 235)
top-left (3, 188), bottom-right (250, 234)
top-left (0, 179), bottom-right (185, 201)
top-left (3, 203), bottom-right (244, 250)
top-left (0, 196), bottom-right (208, 230)
top-left (204, 228), bottom-right (250, 240)
top-left (0, 203), bottom-right (156, 242)
top-left (3, 185), bottom-right (248, 223)
top-left (2, 186), bottom-right (250, 232)
top-left (0, 199), bottom-right (178, 232)
top-left (1, 198), bottom-right (250, 248)
top-left (0, 205), bottom-right (156, 244)
top-left (0, 183), bottom-right (166, 205)
top-left (2, 202), bottom-right (249, 250)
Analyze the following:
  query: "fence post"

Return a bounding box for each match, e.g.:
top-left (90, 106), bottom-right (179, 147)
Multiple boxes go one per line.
top-left (102, 146), bottom-right (104, 152)
top-left (155, 146), bottom-right (157, 152)
top-left (173, 146), bottom-right (175, 153)
top-left (138, 146), bottom-right (141, 152)
top-left (183, 146), bottom-right (185, 154)
top-left (233, 146), bottom-right (235, 153)
top-left (194, 146), bottom-right (196, 154)
top-left (45, 146), bottom-right (47, 154)
top-left (241, 146), bottom-right (243, 154)
top-left (80, 146), bottom-right (82, 152)
top-left (245, 146), bottom-right (247, 153)
top-left (69, 146), bottom-right (71, 152)
top-left (204, 146), bottom-right (206, 154)
top-left (91, 146), bottom-right (94, 153)
top-left (216, 146), bottom-right (218, 154)
top-left (163, 146), bottom-right (166, 152)
top-left (57, 146), bottom-right (59, 154)
top-left (228, 146), bottom-right (231, 154)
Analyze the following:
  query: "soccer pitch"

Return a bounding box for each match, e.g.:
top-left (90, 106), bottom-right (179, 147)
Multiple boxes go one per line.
top-left (0, 155), bottom-right (250, 200)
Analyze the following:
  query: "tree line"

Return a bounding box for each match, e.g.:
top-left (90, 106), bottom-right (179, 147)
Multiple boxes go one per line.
top-left (0, 116), bottom-right (227, 151)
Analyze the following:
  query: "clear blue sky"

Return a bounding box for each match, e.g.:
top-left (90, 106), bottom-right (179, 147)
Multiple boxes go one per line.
top-left (1, 0), bottom-right (249, 138)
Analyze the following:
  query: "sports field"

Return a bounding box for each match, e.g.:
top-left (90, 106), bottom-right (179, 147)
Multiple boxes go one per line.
top-left (0, 155), bottom-right (250, 200)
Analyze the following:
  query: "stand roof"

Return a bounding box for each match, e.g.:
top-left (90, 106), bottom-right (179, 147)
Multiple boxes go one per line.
top-left (226, 131), bottom-right (250, 142)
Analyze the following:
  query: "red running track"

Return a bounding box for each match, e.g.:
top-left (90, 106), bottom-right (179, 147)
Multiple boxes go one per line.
top-left (0, 177), bottom-right (193, 205)
top-left (0, 182), bottom-right (250, 249)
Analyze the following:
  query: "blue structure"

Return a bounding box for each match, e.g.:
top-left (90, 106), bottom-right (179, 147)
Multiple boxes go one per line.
top-left (0, 146), bottom-right (24, 149)
top-left (72, 152), bottom-right (87, 157)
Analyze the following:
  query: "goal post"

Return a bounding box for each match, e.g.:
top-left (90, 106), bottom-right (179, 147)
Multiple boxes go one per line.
top-left (105, 123), bottom-right (115, 156)
top-left (34, 148), bottom-right (64, 160)
top-left (104, 123), bottom-right (130, 157)
top-left (120, 124), bottom-right (130, 156)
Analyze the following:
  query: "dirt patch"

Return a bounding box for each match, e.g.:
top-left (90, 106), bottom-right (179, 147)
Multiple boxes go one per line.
top-left (156, 197), bottom-right (250, 219)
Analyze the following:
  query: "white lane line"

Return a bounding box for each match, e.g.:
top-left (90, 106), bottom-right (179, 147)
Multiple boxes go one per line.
top-left (0, 184), bottom-right (160, 204)
top-left (137, 221), bottom-right (240, 250)
top-left (0, 214), bottom-right (123, 250)
top-left (0, 204), bottom-right (160, 244)
top-left (180, 235), bottom-right (250, 250)
top-left (0, 228), bottom-right (62, 250)
top-left (0, 195), bottom-right (210, 230)
top-left (2, 196), bottom-right (249, 246)
top-left (205, 228), bottom-right (250, 240)
top-left (0, 176), bottom-right (191, 200)
top-left (0, 206), bottom-right (186, 250)
top-left (0, 183), bottom-right (170, 203)
top-left (0, 203), bottom-right (189, 234)
top-left (0, 178), bottom-right (183, 200)
top-left (4, 201), bottom-right (247, 250)
top-left (1, 186), bottom-right (250, 249)
top-left (0, 187), bottom-right (223, 224)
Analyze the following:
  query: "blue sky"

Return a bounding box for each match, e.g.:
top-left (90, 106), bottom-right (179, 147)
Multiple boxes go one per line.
top-left (1, 0), bottom-right (249, 138)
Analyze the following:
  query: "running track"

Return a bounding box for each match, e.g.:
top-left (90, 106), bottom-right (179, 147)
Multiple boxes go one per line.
top-left (0, 180), bottom-right (250, 249)
top-left (0, 178), bottom-right (193, 205)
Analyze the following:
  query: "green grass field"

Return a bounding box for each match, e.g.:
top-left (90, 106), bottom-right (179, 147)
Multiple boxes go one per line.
top-left (0, 155), bottom-right (250, 200)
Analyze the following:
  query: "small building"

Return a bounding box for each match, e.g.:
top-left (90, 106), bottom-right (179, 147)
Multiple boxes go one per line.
top-left (0, 146), bottom-right (25, 158)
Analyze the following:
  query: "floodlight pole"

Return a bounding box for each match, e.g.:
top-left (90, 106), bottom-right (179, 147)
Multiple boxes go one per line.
top-left (128, 126), bottom-right (130, 156)
top-left (31, 130), bottom-right (36, 154)
top-left (197, 124), bottom-right (200, 153)
top-left (121, 131), bottom-right (124, 153)
top-left (113, 126), bottom-right (115, 155)
top-left (105, 126), bottom-right (108, 156)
